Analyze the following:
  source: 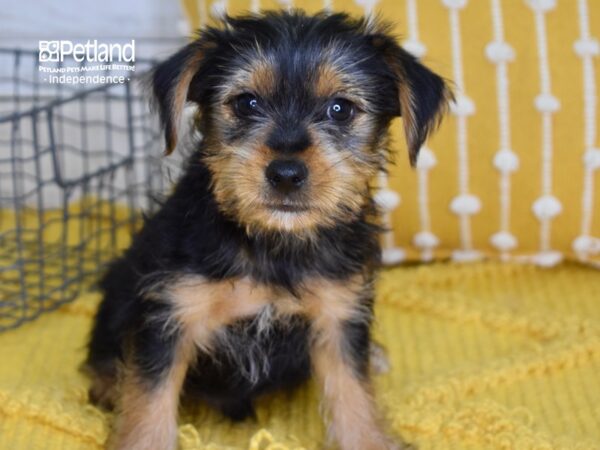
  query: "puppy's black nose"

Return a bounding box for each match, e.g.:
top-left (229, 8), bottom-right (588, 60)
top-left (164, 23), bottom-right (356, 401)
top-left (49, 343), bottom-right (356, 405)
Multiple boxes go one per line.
top-left (265, 159), bottom-right (308, 195)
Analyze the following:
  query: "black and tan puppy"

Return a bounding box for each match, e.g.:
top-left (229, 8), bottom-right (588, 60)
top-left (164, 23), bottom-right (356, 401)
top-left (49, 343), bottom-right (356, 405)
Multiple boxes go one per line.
top-left (85, 10), bottom-right (449, 450)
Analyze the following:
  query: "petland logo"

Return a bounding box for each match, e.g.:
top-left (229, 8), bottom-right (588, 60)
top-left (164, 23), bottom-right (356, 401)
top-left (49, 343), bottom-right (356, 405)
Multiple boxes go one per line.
top-left (39, 40), bottom-right (135, 63)
top-left (38, 40), bottom-right (136, 85)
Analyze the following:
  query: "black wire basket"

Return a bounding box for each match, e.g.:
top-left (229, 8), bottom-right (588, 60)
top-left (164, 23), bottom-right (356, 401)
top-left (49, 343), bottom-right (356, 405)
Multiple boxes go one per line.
top-left (0, 48), bottom-right (168, 331)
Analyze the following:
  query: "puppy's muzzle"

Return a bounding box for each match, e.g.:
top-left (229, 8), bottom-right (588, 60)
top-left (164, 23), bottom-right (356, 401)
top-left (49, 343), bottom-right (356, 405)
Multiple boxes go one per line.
top-left (265, 159), bottom-right (308, 195)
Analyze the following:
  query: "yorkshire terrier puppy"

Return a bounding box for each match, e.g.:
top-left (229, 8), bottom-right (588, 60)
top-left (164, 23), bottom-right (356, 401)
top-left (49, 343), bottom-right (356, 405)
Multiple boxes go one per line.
top-left (85, 10), bottom-right (449, 450)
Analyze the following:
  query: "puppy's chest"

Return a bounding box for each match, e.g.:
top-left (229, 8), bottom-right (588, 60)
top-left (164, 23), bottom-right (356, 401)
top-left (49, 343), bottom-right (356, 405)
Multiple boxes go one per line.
top-left (167, 274), bottom-right (364, 340)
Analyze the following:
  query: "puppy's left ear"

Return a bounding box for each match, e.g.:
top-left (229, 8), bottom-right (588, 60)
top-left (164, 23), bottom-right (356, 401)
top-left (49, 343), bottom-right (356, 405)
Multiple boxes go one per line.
top-left (151, 35), bottom-right (217, 155)
top-left (371, 34), bottom-right (451, 166)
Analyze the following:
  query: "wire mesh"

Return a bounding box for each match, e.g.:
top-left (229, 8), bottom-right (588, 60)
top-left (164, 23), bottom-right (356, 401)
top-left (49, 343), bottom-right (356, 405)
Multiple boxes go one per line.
top-left (0, 48), bottom-right (168, 331)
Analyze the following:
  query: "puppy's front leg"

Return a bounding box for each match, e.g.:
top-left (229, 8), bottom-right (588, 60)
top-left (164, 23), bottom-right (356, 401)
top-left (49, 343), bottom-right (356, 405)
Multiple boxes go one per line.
top-left (107, 277), bottom-right (270, 450)
top-left (307, 280), bottom-right (400, 450)
top-left (108, 322), bottom-right (195, 450)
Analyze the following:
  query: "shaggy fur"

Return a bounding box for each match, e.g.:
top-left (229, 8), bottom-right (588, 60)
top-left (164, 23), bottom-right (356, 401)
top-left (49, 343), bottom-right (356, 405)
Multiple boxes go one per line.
top-left (85, 10), bottom-right (449, 450)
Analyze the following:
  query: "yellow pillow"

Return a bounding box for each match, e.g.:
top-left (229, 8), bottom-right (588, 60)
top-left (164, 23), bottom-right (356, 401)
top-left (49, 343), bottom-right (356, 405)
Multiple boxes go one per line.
top-left (180, 0), bottom-right (600, 268)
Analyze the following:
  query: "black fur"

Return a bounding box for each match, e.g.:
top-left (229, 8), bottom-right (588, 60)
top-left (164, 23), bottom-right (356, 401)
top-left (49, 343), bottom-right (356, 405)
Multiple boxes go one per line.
top-left (86, 151), bottom-right (380, 418)
top-left (183, 316), bottom-right (312, 421)
top-left (86, 10), bottom-right (449, 424)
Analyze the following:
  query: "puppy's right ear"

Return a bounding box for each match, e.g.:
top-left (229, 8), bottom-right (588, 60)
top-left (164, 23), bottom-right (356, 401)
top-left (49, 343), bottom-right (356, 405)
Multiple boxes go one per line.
top-left (152, 38), bottom-right (216, 155)
top-left (367, 30), bottom-right (451, 166)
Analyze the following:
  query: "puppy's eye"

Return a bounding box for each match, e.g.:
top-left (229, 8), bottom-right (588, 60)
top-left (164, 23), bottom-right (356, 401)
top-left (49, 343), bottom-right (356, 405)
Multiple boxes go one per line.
top-left (327, 98), bottom-right (355, 122)
top-left (234, 93), bottom-right (260, 117)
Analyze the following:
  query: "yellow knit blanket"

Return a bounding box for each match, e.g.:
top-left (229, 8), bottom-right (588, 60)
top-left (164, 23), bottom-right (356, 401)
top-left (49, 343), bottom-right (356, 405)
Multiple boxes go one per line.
top-left (1, 261), bottom-right (600, 449)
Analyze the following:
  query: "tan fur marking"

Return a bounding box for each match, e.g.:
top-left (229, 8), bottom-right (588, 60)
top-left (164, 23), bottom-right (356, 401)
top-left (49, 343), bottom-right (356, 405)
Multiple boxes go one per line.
top-left (300, 276), bottom-right (365, 320)
top-left (315, 63), bottom-right (346, 98)
top-left (169, 276), bottom-right (273, 350)
top-left (166, 45), bottom-right (213, 155)
top-left (109, 276), bottom-right (276, 450)
top-left (248, 60), bottom-right (276, 96)
top-left (219, 56), bottom-right (276, 101)
top-left (205, 136), bottom-right (376, 236)
top-left (397, 80), bottom-right (419, 165)
top-left (304, 276), bottom-right (400, 450)
top-left (108, 336), bottom-right (195, 450)
top-left (302, 141), bottom-right (376, 223)
top-left (312, 342), bottom-right (395, 450)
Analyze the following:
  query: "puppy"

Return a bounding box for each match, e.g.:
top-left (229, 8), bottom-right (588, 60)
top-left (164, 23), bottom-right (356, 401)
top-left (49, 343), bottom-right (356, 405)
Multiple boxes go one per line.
top-left (85, 10), bottom-right (449, 450)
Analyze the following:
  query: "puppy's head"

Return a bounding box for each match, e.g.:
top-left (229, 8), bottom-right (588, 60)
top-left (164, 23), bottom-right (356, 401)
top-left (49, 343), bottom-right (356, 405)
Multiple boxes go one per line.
top-left (152, 11), bottom-right (449, 235)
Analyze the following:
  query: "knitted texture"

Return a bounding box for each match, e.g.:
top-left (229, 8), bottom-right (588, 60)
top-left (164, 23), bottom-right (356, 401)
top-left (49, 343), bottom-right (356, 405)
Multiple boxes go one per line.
top-left (1, 262), bottom-right (600, 449)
